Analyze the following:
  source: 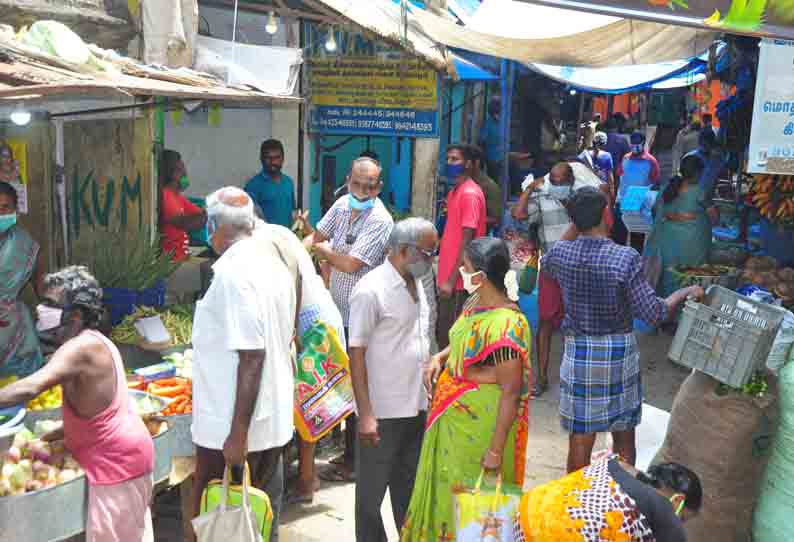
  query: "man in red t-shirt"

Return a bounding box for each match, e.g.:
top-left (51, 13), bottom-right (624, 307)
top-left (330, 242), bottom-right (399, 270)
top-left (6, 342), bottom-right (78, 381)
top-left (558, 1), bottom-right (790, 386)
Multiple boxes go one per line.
top-left (159, 150), bottom-right (207, 261)
top-left (436, 144), bottom-right (487, 349)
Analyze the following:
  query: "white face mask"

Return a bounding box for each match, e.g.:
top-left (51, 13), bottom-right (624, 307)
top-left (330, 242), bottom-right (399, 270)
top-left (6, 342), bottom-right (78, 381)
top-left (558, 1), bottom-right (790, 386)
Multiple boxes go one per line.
top-left (35, 304), bottom-right (63, 332)
top-left (459, 266), bottom-right (483, 294)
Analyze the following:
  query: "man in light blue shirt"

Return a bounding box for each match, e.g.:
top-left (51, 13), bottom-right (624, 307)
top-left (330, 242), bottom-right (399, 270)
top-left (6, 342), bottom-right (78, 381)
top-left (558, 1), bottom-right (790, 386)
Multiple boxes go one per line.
top-left (244, 139), bottom-right (295, 228)
top-left (478, 97), bottom-right (504, 180)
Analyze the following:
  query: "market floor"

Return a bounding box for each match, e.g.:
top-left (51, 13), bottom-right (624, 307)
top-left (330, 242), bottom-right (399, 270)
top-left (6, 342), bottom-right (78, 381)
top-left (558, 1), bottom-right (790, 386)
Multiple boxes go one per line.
top-left (152, 330), bottom-right (689, 542)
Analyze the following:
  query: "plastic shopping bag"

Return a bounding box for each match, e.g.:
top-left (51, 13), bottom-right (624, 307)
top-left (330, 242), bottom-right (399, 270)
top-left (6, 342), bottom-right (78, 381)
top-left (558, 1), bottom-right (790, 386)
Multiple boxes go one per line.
top-left (294, 322), bottom-right (355, 442)
top-left (518, 251), bottom-right (539, 295)
top-left (193, 463), bottom-right (268, 542)
top-left (454, 471), bottom-right (521, 542)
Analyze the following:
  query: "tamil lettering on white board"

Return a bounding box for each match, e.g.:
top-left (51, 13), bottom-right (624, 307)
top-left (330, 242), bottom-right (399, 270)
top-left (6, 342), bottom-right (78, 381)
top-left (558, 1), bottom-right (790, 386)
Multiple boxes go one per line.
top-left (749, 39), bottom-right (794, 174)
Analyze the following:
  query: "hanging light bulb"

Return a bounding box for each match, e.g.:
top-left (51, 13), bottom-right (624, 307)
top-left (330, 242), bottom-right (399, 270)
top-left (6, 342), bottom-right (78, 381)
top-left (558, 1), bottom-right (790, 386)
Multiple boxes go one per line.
top-left (10, 103), bottom-right (31, 126)
top-left (265, 11), bottom-right (278, 35)
top-left (325, 27), bottom-right (337, 52)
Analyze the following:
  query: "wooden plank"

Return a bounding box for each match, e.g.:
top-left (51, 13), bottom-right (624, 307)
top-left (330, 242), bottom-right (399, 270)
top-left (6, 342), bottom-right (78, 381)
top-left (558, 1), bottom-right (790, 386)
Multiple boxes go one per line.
top-left (0, 81), bottom-right (302, 103)
top-left (65, 115), bottom-right (155, 267)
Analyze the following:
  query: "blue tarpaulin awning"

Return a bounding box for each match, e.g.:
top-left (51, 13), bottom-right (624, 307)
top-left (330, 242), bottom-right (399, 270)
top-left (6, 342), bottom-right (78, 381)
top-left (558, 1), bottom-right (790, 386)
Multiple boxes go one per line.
top-left (452, 53), bottom-right (499, 81)
top-left (528, 58), bottom-right (707, 94)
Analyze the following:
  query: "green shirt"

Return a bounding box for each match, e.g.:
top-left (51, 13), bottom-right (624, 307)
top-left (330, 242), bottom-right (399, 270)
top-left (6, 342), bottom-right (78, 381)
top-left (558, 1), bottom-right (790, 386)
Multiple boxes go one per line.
top-left (474, 172), bottom-right (503, 224)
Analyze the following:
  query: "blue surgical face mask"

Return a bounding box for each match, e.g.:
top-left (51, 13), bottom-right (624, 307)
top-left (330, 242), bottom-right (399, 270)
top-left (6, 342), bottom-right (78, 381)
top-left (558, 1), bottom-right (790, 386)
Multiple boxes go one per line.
top-left (631, 144), bottom-right (644, 154)
top-left (548, 184), bottom-right (572, 201)
top-left (0, 212), bottom-right (16, 233)
top-left (445, 163), bottom-right (466, 180)
top-left (348, 193), bottom-right (375, 212)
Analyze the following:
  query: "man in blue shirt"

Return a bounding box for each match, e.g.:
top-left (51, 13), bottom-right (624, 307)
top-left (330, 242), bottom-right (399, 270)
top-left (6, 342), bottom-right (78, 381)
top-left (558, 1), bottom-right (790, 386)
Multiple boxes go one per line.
top-left (603, 118), bottom-right (631, 171)
top-left (245, 139), bottom-right (295, 228)
top-left (479, 97), bottom-right (504, 181)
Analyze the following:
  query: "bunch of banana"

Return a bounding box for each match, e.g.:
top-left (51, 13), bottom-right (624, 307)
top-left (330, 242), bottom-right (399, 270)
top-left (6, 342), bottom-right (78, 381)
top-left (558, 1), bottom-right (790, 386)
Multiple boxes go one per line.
top-left (750, 175), bottom-right (794, 223)
top-left (776, 197), bottom-right (794, 221)
top-left (781, 177), bottom-right (794, 193)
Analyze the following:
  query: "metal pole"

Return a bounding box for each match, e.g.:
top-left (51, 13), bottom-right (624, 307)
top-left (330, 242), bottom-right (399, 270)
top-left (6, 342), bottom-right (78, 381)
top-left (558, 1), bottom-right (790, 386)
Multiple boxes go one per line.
top-left (499, 59), bottom-right (514, 207)
top-left (575, 91), bottom-right (585, 152)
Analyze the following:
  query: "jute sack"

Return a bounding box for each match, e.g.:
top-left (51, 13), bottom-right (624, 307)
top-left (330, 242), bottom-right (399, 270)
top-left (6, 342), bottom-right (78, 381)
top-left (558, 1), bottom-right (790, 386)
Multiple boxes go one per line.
top-left (653, 371), bottom-right (775, 542)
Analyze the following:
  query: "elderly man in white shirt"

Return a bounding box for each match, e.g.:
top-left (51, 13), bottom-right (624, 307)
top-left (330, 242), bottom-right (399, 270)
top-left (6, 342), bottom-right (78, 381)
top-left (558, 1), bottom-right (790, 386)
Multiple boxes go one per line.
top-left (252, 219), bottom-right (345, 504)
top-left (191, 187), bottom-right (296, 542)
top-left (348, 218), bottom-right (438, 542)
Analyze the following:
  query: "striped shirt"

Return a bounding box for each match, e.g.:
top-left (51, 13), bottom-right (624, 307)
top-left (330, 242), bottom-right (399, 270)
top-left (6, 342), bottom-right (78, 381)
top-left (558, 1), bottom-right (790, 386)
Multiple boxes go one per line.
top-left (317, 196), bottom-right (394, 326)
top-left (524, 162), bottom-right (603, 253)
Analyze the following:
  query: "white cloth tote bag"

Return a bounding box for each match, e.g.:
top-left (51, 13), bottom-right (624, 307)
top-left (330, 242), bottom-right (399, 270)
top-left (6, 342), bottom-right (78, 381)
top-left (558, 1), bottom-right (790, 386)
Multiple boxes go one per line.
top-left (192, 465), bottom-right (262, 542)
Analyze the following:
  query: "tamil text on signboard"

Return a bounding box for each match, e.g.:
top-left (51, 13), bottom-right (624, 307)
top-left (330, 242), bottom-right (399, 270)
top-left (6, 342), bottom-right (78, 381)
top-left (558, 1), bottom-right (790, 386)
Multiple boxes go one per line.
top-left (306, 25), bottom-right (439, 138)
top-left (748, 39), bottom-right (794, 174)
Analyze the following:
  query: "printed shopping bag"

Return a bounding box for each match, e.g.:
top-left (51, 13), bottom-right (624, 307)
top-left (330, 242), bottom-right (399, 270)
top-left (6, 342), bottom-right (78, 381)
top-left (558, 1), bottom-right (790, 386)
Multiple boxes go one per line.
top-left (454, 470), bottom-right (521, 542)
top-left (194, 463), bottom-right (271, 542)
top-left (294, 321), bottom-right (355, 442)
top-left (519, 251), bottom-right (539, 295)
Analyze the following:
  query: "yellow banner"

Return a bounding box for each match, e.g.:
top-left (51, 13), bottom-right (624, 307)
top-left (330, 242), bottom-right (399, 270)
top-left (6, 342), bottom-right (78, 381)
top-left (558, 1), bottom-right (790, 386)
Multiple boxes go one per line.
top-left (5, 138), bottom-right (27, 184)
top-left (309, 57), bottom-right (437, 110)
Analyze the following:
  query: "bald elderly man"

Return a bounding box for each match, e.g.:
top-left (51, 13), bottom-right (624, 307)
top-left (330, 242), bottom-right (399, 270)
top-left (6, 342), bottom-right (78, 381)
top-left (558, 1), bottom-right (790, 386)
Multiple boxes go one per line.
top-left (299, 156), bottom-right (394, 481)
top-left (191, 187), bottom-right (296, 541)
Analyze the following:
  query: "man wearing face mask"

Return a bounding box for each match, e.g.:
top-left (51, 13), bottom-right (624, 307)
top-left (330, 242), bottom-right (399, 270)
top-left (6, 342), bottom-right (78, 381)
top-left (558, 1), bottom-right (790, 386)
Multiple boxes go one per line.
top-left (159, 149), bottom-right (207, 262)
top-left (300, 156), bottom-right (394, 482)
top-left (0, 266), bottom-right (155, 541)
top-left (244, 139), bottom-right (295, 228)
top-left (348, 218), bottom-right (437, 542)
top-left (511, 161), bottom-right (607, 397)
top-left (614, 132), bottom-right (660, 245)
top-left (436, 144), bottom-right (487, 350)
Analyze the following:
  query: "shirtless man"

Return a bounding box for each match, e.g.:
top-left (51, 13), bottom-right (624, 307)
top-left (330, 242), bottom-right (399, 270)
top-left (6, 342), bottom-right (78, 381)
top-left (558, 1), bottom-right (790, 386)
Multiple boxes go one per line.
top-left (0, 266), bottom-right (154, 542)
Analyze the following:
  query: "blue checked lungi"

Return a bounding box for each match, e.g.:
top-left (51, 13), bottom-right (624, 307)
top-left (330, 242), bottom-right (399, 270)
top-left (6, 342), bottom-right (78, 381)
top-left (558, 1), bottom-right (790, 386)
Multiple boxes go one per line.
top-left (559, 333), bottom-right (642, 434)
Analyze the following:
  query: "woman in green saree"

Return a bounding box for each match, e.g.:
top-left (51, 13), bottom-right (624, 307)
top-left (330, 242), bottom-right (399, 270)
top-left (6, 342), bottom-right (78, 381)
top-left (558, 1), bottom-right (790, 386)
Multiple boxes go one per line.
top-left (0, 180), bottom-right (44, 379)
top-left (644, 153), bottom-right (717, 297)
top-left (401, 237), bottom-right (531, 542)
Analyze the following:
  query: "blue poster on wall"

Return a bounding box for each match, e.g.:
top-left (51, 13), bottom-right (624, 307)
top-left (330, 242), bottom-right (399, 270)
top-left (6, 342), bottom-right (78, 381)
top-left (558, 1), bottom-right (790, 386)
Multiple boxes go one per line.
top-left (305, 23), bottom-right (439, 138)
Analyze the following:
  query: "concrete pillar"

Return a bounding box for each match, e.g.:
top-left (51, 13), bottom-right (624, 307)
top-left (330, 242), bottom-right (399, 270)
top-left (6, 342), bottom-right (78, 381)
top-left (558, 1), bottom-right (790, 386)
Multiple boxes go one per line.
top-left (411, 138), bottom-right (440, 220)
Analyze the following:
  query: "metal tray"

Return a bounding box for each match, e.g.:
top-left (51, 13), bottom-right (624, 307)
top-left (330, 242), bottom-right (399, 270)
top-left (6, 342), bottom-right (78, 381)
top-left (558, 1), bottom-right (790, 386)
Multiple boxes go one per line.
top-left (0, 474), bottom-right (87, 542)
top-left (25, 407), bottom-right (63, 427)
top-left (129, 390), bottom-right (172, 417)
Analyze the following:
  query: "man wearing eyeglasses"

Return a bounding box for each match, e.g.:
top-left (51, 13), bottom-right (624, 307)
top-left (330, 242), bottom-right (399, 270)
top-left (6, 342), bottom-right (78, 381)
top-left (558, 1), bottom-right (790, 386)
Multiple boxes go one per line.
top-left (299, 156), bottom-right (394, 482)
top-left (348, 218), bottom-right (437, 541)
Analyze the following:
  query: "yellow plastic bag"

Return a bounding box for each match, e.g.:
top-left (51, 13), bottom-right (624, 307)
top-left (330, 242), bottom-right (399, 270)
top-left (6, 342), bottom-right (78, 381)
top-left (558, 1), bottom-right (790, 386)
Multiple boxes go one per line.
top-left (454, 470), bottom-right (521, 542)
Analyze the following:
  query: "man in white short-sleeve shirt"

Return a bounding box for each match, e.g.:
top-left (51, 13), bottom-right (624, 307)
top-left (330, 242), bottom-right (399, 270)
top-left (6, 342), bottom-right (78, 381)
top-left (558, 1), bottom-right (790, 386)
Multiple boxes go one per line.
top-left (191, 187), bottom-right (295, 542)
top-left (348, 218), bottom-right (438, 542)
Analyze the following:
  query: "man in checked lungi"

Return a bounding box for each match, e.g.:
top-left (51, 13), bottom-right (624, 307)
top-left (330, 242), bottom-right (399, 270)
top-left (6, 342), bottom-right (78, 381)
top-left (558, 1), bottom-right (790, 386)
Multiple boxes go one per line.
top-left (541, 187), bottom-right (703, 473)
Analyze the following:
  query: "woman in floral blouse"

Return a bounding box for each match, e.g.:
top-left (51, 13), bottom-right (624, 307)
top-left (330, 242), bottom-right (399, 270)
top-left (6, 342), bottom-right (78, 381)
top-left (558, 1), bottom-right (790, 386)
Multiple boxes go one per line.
top-left (516, 455), bottom-right (702, 542)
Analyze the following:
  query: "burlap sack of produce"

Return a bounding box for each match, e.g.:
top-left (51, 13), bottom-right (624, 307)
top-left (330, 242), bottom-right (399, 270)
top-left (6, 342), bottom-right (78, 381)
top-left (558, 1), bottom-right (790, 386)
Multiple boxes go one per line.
top-left (653, 371), bottom-right (776, 542)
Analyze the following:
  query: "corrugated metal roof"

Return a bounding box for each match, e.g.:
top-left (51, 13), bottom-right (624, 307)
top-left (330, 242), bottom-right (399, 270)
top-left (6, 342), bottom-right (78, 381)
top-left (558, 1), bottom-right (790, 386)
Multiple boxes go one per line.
top-left (310, 0), bottom-right (451, 71)
top-left (0, 33), bottom-right (301, 103)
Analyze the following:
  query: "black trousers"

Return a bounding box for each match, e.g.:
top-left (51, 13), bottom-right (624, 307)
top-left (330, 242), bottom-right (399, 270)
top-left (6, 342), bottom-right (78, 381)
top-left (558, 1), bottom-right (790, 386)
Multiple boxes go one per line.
top-left (354, 414), bottom-right (426, 542)
top-left (436, 291), bottom-right (469, 350)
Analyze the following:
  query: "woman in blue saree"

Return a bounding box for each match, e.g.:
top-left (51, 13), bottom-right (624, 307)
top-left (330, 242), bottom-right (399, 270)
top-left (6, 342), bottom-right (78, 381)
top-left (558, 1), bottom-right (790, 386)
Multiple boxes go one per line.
top-left (0, 181), bottom-right (44, 379)
top-left (644, 154), bottom-right (718, 297)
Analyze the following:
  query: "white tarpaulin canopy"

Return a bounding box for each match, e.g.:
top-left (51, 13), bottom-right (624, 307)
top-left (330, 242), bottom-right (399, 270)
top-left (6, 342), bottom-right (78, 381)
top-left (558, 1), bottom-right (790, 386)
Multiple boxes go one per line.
top-left (409, 0), bottom-right (716, 67)
top-left (195, 36), bottom-right (302, 96)
top-left (469, 0), bottom-right (620, 39)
